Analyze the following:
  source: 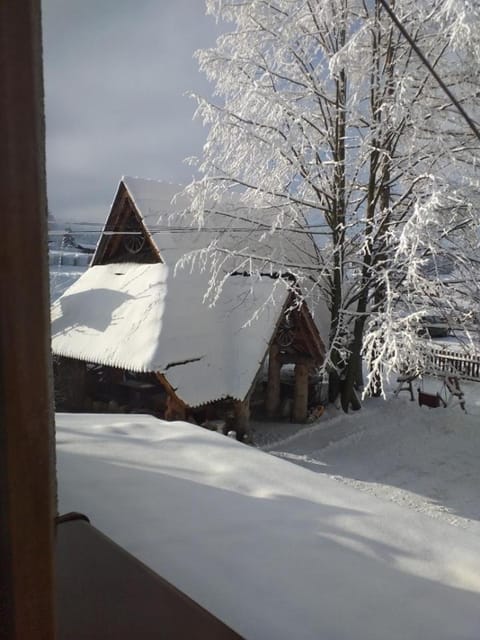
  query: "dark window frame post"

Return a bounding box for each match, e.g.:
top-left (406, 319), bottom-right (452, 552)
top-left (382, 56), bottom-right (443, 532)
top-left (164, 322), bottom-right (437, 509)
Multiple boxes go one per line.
top-left (0, 2), bottom-right (57, 638)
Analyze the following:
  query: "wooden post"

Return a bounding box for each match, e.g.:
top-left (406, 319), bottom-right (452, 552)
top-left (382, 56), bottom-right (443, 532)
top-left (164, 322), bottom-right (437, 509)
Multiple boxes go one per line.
top-left (233, 398), bottom-right (250, 439)
top-left (0, 2), bottom-right (57, 637)
top-left (265, 342), bottom-right (281, 418)
top-left (292, 363), bottom-right (309, 423)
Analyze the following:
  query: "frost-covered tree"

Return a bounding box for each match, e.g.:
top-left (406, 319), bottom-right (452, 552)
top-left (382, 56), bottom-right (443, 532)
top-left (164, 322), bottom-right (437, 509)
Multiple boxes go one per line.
top-left (185, 0), bottom-right (480, 411)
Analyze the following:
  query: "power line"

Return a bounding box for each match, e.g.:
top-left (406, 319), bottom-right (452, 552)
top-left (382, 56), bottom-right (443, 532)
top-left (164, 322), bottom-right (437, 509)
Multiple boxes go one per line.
top-left (48, 225), bottom-right (331, 235)
top-left (378, 0), bottom-right (480, 142)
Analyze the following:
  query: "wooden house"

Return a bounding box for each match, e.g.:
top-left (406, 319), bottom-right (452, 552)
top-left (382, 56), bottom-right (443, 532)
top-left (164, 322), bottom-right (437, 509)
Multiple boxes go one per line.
top-left (51, 177), bottom-right (328, 434)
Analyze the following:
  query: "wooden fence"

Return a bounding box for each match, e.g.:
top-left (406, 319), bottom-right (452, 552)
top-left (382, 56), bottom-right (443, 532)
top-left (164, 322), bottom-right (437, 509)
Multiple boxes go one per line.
top-left (426, 346), bottom-right (480, 382)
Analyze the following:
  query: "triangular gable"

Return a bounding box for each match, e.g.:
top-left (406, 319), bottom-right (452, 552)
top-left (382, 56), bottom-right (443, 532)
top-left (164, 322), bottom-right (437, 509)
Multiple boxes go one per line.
top-left (122, 176), bottom-right (218, 265)
top-left (271, 295), bottom-right (325, 364)
top-left (92, 182), bottom-right (161, 266)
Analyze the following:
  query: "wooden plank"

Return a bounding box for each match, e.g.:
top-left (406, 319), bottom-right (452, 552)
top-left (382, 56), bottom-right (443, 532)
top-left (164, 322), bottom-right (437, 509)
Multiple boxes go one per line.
top-left (0, 2), bottom-right (57, 637)
top-left (299, 304), bottom-right (326, 363)
top-left (233, 398), bottom-right (250, 438)
top-left (93, 185), bottom-right (162, 266)
top-left (165, 395), bottom-right (187, 421)
top-left (56, 518), bottom-right (243, 639)
top-left (97, 194), bottom-right (138, 264)
top-left (292, 363), bottom-right (309, 423)
top-left (265, 342), bottom-right (281, 418)
top-left (155, 373), bottom-right (187, 420)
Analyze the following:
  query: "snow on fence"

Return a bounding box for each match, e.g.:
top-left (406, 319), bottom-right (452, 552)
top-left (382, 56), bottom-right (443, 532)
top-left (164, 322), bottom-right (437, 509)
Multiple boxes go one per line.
top-left (425, 345), bottom-right (480, 382)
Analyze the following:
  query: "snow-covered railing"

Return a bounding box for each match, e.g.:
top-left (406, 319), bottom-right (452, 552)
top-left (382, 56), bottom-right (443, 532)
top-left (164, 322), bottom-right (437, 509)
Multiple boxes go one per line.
top-left (425, 345), bottom-right (480, 382)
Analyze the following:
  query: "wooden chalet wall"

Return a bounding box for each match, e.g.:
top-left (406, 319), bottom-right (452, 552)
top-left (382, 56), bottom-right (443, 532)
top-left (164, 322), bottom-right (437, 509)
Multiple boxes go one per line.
top-left (265, 298), bottom-right (325, 423)
top-left (93, 184), bottom-right (161, 266)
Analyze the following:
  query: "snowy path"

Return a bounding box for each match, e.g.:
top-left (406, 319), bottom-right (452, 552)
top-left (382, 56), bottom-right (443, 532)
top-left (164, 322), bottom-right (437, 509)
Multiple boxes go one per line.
top-left (259, 382), bottom-right (480, 534)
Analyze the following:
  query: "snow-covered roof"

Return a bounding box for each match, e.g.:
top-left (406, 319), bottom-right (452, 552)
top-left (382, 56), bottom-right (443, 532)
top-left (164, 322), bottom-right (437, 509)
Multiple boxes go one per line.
top-left (57, 412), bottom-right (480, 640)
top-left (121, 176), bottom-right (320, 270)
top-left (51, 263), bottom-right (289, 406)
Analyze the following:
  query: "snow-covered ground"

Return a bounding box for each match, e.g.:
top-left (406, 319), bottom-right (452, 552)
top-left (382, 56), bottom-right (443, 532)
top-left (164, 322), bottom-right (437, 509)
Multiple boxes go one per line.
top-left (257, 380), bottom-right (480, 535)
top-left (57, 409), bottom-right (480, 640)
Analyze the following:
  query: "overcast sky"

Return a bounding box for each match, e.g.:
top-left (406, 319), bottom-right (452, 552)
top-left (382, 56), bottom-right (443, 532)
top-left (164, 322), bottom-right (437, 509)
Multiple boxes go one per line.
top-left (42, 1), bottom-right (220, 222)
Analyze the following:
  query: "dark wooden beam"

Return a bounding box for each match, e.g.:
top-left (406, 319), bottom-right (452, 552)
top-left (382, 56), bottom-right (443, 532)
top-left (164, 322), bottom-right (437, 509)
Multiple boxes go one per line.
top-left (0, 2), bottom-right (57, 638)
top-left (299, 305), bottom-right (325, 363)
top-left (131, 200), bottom-right (163, 262)
top-left (91, 185), bottom-right (126, 265)
top-left (292, 364), bottom-right (309, 423)
top-left (265, 342), bottom-right (281, 418)
top-left (93, 185), bottom-right (163, 267)
top-left (56, 517), bottom-right (243, 639)
top-left (233, 398), bottom-right (250, 438)
top-left (155, 373), bottom-right (187, 421)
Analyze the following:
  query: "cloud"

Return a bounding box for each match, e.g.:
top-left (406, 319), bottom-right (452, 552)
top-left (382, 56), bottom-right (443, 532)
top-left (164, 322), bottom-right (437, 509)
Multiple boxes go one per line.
top-left (42, 0), bottom-right (220, 222)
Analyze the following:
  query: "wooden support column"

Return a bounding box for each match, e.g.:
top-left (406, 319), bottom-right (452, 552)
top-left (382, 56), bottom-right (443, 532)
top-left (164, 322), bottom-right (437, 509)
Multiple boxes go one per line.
top-left (233, 398), bottom-right (250, 439)
top-left (0, 2), bottom-right (57, 637)
top-left (292, 363), bottom-right (309, 423)
top-left (265, 342), bottom-right (281, 418)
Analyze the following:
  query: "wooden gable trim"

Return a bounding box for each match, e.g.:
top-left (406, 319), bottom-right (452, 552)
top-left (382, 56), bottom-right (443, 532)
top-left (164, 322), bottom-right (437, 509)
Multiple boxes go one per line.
top-left (267, 290), bottom-right (325, 366)
top-left (242, 290), bottom-right (296, 405)
top-left (299, 304), bottom-right (326, 363)
top-left (92, 181), bottom-right (162, 267)
top-left (124, 195), bottom-right (162, 263)
top-left (91, 182), bottom-right (126, 266)
top-left (155, 373), bottom-right (187, 421)
top-left (121, 180), bottom-right (163, 263)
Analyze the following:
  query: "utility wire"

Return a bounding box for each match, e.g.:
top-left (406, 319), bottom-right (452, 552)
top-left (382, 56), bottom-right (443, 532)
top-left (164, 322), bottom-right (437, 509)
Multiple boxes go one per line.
top-left (378, 0), bottom-right (480, 142)
top-left (48, 224), bottom-right (331, 235)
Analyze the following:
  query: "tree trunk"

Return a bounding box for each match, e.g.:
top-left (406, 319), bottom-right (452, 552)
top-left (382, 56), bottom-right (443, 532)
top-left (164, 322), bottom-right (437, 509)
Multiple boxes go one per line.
top-left (354, 352), bottom-right (364, 390)
top-left (327, 38), bottom-right (348, 408)
top-left (340, 319), bottom-right (365, 412)
top-left (340, 365), bottom-right (362, 412)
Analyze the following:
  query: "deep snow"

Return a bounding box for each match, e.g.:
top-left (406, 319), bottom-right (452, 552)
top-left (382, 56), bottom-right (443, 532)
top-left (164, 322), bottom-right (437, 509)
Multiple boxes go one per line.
top-left (258, 380), bottom-right (480, 535)
top-left (56, 409), bottom-right (480, 640)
